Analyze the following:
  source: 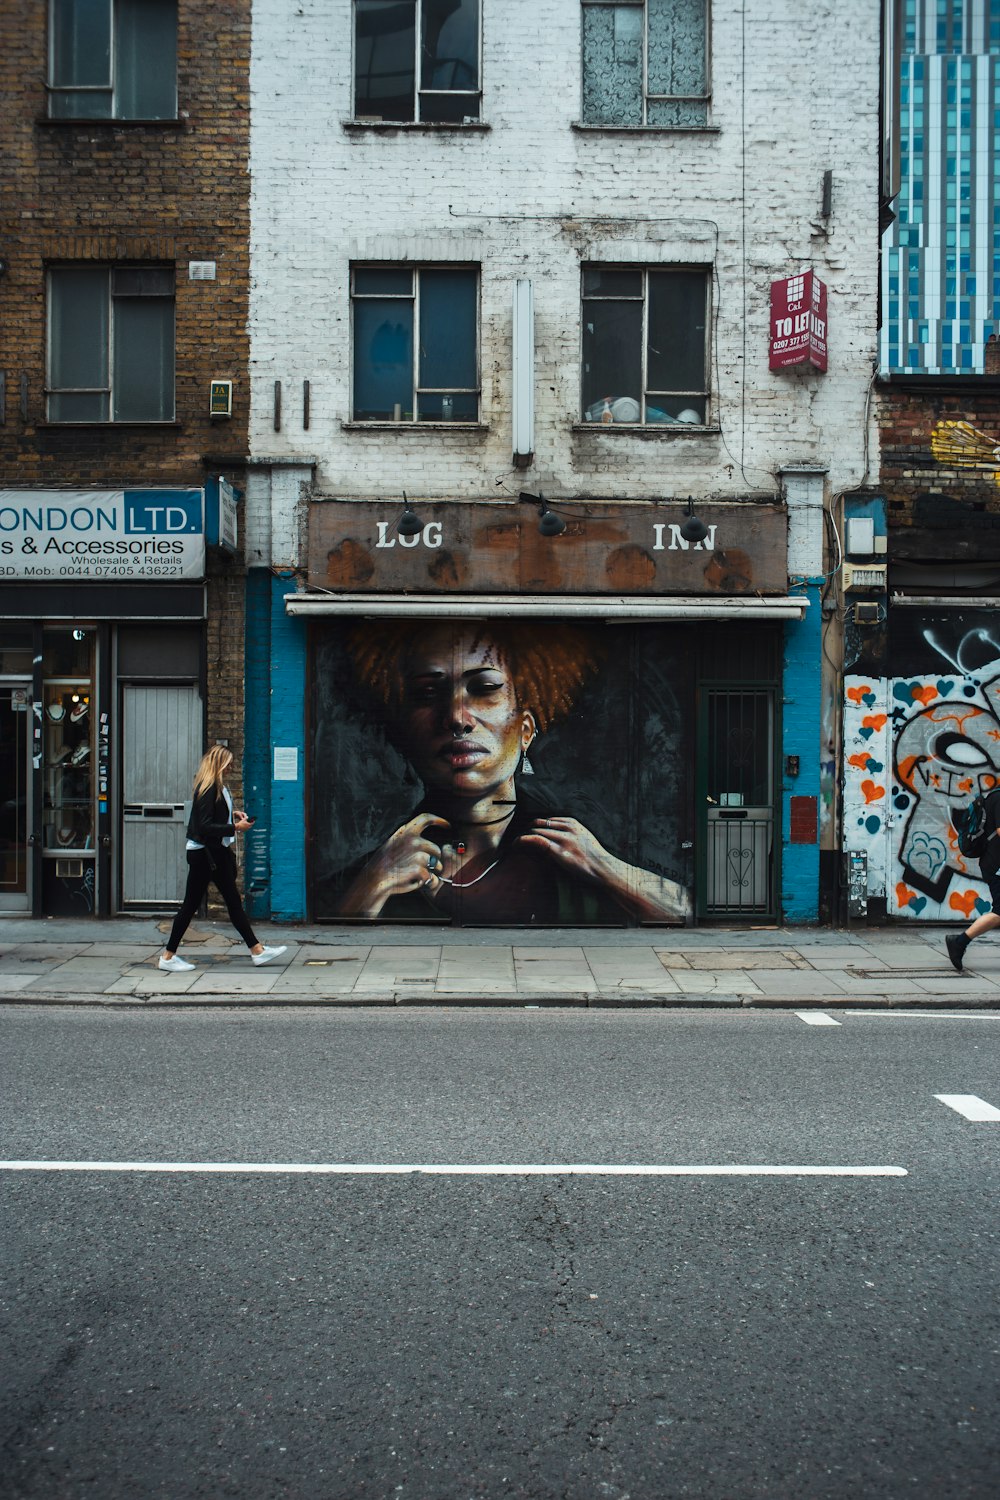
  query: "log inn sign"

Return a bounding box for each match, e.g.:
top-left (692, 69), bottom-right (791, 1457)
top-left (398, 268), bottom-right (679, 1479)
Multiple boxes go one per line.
top-left (306, 499), bottom-right (790, 597)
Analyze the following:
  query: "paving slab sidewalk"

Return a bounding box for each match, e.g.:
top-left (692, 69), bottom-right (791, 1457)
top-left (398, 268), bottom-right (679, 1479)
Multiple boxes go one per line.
top-left (1, 915), bottom-right (999, 1007)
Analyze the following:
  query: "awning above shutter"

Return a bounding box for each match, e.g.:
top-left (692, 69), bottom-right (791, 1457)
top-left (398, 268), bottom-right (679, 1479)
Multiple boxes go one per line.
top-left (284, 592), bottom-right (809, 621)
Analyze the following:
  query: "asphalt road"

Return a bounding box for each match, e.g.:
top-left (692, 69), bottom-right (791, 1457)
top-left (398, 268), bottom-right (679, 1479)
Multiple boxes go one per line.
top-left (1, 1006), bottom-right (998, 1499)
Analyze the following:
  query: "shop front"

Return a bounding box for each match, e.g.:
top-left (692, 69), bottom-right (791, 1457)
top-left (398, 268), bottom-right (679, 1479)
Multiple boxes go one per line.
top-left (0, 487), bottom-right (222, 917)
top-left (282, 496), bottom-right (812, 927)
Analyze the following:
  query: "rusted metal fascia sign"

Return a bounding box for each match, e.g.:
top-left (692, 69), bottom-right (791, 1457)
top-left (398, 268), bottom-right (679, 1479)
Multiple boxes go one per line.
top-left (769, 271), bottom-right (828, 372)
top-left (306, 499), bottom-right (789, 597)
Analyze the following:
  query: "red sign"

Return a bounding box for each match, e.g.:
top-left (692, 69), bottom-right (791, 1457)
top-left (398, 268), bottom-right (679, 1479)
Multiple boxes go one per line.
top-left (769, 271), bottom-right (828, 372)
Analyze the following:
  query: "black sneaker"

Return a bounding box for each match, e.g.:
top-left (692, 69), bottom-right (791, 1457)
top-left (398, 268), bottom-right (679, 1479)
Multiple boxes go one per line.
top-left (945, 933), bottom-right (968, 972)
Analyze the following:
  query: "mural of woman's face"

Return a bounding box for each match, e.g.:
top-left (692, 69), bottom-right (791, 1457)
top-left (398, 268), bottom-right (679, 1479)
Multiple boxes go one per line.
top-left (396, 626), bottom-right (535, 799)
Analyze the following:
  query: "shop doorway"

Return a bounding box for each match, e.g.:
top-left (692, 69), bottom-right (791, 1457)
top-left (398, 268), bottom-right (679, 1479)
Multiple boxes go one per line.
top-left (0, 681), bottom-right (32, 911)
top-left (120, 683), bottom-right (202, 908)
top-left (699, 687), bottom-right (777, 918)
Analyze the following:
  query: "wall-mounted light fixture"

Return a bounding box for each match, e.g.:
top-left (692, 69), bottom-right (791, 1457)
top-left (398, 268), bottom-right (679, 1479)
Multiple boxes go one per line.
top-left (520, 491), bottom-right (566, 537)
top-left (397, 492), bottom-right (424, 537)
top-left (679, 496), bottom-right (709, 544)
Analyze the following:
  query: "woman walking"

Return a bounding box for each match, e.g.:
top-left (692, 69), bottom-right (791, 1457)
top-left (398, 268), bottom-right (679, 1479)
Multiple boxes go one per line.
top-left (159, 746), bottom-right (286, 972)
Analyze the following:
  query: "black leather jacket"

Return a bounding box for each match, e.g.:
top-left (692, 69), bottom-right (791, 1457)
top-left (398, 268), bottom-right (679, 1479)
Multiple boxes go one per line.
top-left (186, 787), bottom-right (234, 848)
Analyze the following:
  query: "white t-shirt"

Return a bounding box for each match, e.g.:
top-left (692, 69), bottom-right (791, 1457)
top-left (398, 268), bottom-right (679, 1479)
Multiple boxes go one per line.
top-left (186, 786), bottom-right (236, 851)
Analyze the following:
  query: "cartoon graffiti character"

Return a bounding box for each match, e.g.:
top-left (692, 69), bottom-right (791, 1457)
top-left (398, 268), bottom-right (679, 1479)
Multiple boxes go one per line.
top-left (894, 681), bottom-right (1000, 901)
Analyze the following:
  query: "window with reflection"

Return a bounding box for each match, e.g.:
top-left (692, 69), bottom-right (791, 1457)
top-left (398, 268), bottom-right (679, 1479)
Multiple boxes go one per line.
top-left (581, 265), bottom-right (710, 426)
top-left (581, 0), bottom-right (708, 127)
top-left (49, 0), bottom-right (177, 119)
top-left (355, 0), bottom-right (481, 122)
top-left (47, 266), bottom-right (175, 423)
top-left (352, 265), bottom-right (480, 422)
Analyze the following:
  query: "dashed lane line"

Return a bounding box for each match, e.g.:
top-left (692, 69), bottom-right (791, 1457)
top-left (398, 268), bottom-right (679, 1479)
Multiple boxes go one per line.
top-left (843, 1010), bottom-right (1000, 1020)
top-left (795, 1011), bottom-right (842, 1026)
top-left (934, 1095), bottom-right (1000, 1121)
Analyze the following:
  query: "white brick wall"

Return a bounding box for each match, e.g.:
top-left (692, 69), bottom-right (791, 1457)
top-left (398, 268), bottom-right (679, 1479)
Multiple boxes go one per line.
top-left (249, 0), bottom-right (880, 510)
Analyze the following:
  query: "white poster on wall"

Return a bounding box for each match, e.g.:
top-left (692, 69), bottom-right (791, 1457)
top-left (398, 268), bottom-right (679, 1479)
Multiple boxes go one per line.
top-left (274, 747), bottom-right (298, 781)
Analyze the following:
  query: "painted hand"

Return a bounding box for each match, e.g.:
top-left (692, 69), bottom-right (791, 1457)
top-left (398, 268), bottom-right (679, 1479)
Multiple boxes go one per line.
top-left (518, 817), bottom-right (611, 884)
top-left (519, 816), bottom-right (690, 921)
top-left (339, 813), bottom-right (456, 916)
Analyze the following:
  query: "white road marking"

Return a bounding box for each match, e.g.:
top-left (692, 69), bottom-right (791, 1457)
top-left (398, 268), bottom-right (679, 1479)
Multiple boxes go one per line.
top-left (0, 1160), bottom-right (907, 1177)
top-left (934, 1094), bottom-right (1000, 1121)
top-left (795, 1011), bottom-right (842, 1026)
top-left (844, 1011), bottom-right (1000, 1020)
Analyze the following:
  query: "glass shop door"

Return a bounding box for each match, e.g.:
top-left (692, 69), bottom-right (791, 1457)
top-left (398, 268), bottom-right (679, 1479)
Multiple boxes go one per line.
top-left (0, 681), bottom-right (32, 911)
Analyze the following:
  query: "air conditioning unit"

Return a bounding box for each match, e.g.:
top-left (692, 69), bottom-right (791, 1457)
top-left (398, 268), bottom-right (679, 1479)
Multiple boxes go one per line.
top-left (843, 562), bottom-right (887, 592)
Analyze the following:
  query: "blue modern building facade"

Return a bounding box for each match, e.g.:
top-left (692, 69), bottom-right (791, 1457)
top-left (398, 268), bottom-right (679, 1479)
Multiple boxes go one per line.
top-left (882, 0), bottom-right (1000, 374)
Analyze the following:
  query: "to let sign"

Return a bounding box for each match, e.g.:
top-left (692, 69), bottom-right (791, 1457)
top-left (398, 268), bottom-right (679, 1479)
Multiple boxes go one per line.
top-left (769, 271), bottom-right (828, 372)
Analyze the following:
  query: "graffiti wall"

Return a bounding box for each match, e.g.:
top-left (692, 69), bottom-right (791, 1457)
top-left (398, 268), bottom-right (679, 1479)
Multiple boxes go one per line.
top-left (844, 610), bottom-right (1000, 920)
top-left (310, 619), bottom-right (693, 925)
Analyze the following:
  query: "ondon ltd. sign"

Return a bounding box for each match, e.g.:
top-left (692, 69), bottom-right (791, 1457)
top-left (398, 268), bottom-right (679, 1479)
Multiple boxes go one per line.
top-left (0, 490), bottom-right (205, 581)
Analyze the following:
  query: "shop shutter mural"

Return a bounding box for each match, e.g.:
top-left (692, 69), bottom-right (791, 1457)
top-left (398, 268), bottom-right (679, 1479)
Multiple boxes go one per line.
top-left (310, 619), bottom-right (694, 926)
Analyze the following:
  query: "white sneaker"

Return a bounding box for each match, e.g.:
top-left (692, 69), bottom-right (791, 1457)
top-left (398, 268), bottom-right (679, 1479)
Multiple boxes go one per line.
top-left (159, 954), bottom-right (195, 972)
top-left (251, 944), bottom-right (287, 967)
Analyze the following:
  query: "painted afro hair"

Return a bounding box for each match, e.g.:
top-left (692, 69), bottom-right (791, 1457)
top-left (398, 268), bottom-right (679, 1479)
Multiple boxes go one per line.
top-left (345, 620), bottom-right (605, 735)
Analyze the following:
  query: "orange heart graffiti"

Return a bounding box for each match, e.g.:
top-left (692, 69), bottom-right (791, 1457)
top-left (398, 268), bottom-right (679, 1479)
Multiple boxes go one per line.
top-left (861, 780), bottom-right (885, 805)
top-left (949, 890), bottom-right (980, 920)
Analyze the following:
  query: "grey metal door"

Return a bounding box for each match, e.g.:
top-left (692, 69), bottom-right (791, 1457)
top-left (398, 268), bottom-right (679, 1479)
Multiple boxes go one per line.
top-left (704, 689), bottom-right (776, 917)
top-left (121, 684), bottom-right (202, 906)
top-left (0, 681), bottom-right (32, 911)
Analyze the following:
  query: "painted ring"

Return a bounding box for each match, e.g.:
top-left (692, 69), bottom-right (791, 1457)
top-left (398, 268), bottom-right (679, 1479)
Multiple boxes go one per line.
top-left (427, 853), bottom-right (438, 872)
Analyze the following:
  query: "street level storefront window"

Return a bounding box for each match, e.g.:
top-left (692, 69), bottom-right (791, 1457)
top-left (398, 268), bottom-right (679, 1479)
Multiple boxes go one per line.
top-left (352, 265), bottom-right (480, 422)
top-left (42, 629), bottom-right (95, 856)
top-left (354, 0), bottom-right (481, 122)
top-left (581, 265), bottom-right (710, 425)
top-left (47, 266), bottom-right (175, 423)
top-left (581, 0), bottom-right (708, 127)
top-left (48, 0), bottom-right (178, 119)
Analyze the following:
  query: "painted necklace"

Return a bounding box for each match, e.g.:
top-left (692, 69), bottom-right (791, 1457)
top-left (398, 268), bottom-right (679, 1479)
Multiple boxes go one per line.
top-left (435, 805), bottom-right (515, 888)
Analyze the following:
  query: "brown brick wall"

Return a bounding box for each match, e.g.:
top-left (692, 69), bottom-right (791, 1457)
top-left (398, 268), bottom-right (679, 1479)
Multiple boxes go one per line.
top-left (876, 385), bottom-right (1000, 530)
top-left (0, 0), bottom-right (250, 484)
top-left (0, 0), bottom-right (252, 913)
top-left (1, 15), bottom-right (250, 687)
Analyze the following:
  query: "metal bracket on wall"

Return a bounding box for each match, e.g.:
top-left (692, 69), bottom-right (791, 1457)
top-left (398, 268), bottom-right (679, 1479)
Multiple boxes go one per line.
top-left (273, 379), bottom-right (282, 432)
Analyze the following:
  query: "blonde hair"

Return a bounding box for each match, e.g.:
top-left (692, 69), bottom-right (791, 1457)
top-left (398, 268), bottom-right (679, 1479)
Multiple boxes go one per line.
top-left (192, 745), bottom-right (233, 798)
top-left (346, 621), bottom-right (604, 736)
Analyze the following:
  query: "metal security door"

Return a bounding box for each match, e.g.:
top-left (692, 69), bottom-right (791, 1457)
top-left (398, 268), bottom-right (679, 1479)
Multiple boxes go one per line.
top-left (121, 684), bottom-right (202, 907)
top-left (0, 682), bottom-right (32, 911)
top-left (702, 689), bottom-right (776, 918)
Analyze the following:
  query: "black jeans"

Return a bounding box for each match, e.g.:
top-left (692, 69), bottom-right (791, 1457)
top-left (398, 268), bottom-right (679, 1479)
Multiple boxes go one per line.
top-left (166, 847), bottom-right (258, 952)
